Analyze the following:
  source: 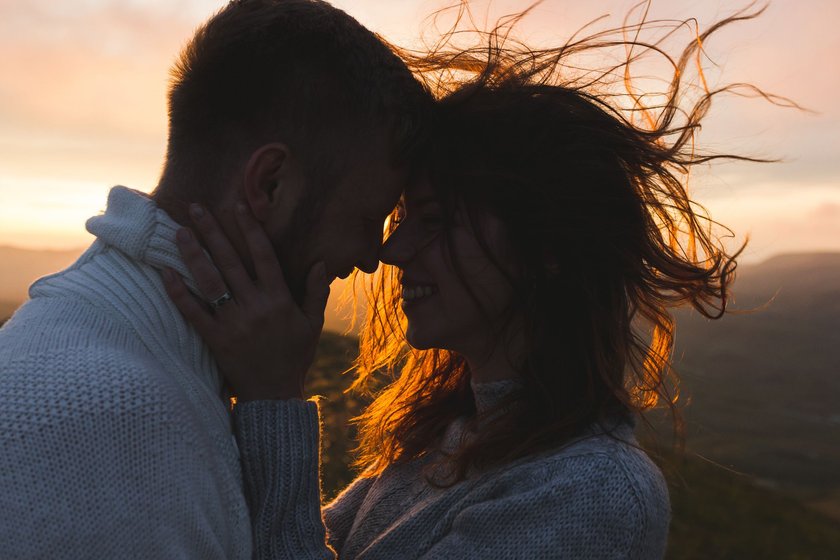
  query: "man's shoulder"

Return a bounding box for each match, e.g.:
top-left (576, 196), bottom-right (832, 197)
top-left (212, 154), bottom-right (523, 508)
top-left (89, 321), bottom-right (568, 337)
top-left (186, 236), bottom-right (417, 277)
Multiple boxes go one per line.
top-left (0, 273), bottom-right (228, 445)
top-left (0, 301), bottom-right (184, 419)
top-left (0, 347), bottom-right (241, 559)
top-left (2, 288), bottom-right (128, 340)
top-left (0, 343), bottom-right (186, 429)
top-left (0, 293), bottom-right (149, 362)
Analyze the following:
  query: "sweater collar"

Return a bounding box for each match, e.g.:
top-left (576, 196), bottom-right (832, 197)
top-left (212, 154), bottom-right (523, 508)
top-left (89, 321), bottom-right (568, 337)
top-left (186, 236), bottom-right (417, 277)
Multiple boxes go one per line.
top-left (80, 186), bottom-right (242, 494)
top-left (470, 377), bottom-right (523, 416)
top-left (86, 185), bottom-right (204, 295)
top-left (469, 377), bottom-right (636, 435)
top-left (84, 186), bottom-right (226, 401)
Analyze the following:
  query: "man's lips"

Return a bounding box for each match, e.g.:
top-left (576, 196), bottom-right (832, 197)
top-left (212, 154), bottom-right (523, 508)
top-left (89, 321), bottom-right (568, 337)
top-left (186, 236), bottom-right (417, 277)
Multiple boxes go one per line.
top-left (336, 266), bottom-right (355, 280)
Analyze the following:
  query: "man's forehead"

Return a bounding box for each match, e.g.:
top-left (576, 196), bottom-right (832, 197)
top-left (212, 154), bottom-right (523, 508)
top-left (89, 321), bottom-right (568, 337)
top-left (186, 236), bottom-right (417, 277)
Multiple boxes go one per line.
top-left (362, 179), bottom-right (404, 215)
top-left (332, 165), bottom-right (404, 213)
top-left (354, 160), bottom-right (405, 199)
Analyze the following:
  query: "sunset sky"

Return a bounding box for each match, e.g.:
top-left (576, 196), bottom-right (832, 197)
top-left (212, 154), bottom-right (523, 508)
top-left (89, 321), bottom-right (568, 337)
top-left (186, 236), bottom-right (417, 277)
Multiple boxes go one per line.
top-left (1, 0), bottom-right (838, 264)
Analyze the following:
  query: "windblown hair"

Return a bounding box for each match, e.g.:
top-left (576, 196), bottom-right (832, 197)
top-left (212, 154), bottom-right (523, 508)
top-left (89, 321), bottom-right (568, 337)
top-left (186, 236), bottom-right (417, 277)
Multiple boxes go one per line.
top-left (348, 1), bottom-right (797, 484)
top-left (156, 0), bottom-right (429, 207)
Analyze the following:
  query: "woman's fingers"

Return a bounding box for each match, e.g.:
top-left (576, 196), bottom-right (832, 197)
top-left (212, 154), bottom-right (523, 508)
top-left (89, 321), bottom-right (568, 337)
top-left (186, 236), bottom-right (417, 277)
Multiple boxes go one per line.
top-left (161, 267), bottom-right (219, 341)
top-left (234, 202), bottom-right (286, 290)
top-left (174, 227), bottom-right (232, 304)
top-left (188, 204), bottom-right (255, 301)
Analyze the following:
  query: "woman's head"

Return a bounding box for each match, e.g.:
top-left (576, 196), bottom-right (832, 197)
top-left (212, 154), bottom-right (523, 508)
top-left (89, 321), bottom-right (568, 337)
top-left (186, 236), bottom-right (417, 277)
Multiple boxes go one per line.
top-left (390, 83), bottom-right (664, 363)
top-left (350, 2), bottom-right (794, 482)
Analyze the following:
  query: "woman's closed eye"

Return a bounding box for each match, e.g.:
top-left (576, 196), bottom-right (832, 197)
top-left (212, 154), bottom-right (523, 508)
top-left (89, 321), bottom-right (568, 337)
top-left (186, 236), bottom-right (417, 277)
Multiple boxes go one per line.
top-left (389, 204), bottom-right (406, 226)
top-left (389, 206), bottom-right (442, 228)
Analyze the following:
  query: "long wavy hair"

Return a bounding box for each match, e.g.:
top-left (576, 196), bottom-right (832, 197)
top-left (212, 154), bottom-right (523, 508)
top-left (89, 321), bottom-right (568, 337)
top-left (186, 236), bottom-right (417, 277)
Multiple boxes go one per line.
top-left (347, 1), bottom-right (797, 484)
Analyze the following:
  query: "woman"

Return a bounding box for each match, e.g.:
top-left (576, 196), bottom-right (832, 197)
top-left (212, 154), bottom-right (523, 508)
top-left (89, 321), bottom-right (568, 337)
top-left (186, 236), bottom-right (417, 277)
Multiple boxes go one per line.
top-left (164, 5), bottom-right (783, 558)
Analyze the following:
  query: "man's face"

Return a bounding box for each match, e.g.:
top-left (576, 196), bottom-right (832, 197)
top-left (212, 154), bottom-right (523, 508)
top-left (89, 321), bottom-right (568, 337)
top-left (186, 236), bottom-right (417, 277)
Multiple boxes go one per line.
top-left (277, 137), bottom-right (404, 297)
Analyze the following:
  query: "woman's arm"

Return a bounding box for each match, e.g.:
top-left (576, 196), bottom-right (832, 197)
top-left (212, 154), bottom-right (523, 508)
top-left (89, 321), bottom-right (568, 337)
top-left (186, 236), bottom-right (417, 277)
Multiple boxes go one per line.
top-left (162, 201), bottom-right (330, 402)
top-left (233, 399), bottom-right (377, 559)
top-left (162, 203), bottom-right (349, 558)
top-left (234, 399), bottom-right (333, 559)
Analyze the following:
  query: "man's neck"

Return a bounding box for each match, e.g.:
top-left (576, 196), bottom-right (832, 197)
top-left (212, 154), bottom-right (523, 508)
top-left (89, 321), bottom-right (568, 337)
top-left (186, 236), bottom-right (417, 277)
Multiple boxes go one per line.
top-left (150, 183), bottom-right (192, 228)
top-left (151, 183), bottom-right (266, 284)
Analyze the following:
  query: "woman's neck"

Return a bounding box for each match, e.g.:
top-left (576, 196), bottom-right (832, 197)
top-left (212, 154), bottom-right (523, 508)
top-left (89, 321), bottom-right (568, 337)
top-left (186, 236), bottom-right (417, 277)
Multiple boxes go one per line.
top-left (461, 316), bottom-right (526, 383)
top-left (463, 338), bottom-right (523, 383)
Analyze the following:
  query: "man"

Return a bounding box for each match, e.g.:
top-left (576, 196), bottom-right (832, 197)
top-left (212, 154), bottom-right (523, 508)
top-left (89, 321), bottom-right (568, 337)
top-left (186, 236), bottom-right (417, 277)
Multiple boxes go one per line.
top-left (0, 0), bottom-right (428, 557)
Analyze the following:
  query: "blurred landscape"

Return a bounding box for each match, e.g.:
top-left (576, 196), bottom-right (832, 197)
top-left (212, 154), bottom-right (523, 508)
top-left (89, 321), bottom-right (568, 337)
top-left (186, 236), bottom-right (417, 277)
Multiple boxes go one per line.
top-left (0, 246), bottom-right (82, 320)
top-left (671, 254), bottom-right (840, 521)
top-left (1, 247), bottom-right (839, 558)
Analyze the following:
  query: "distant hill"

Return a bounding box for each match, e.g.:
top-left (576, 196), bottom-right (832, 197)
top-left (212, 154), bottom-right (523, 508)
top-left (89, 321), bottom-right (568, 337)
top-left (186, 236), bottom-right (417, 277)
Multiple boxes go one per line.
top-left (655, 440), bottom-right (840, 558)
top-left (670, 252), bottom-right (840, 521)
top-left (0, 246), bottom-right (84, 317)
top-left (0, 301), bottom-right (19, 324)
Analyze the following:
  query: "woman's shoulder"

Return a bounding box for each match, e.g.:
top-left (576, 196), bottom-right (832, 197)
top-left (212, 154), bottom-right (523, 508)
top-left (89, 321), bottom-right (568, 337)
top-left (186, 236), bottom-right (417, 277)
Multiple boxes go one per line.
top-left (484, 423), bottom-right (670, 528)
top-left (494, 420), bottom-right (668, 501)
top-left (472, 420), bottom-right (670, 552)
top-left (550, 421), bottom-right (666, 484)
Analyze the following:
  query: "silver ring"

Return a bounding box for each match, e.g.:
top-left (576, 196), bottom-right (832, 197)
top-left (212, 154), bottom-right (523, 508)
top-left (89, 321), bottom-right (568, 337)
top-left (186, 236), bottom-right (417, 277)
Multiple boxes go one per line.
top-left (208, 291), bottom-right (234, 310)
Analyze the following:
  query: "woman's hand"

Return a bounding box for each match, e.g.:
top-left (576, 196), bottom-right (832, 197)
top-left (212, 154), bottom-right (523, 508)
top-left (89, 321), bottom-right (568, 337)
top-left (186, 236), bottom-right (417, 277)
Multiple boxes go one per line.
top-left (162, 202), bottom-right (330, 401)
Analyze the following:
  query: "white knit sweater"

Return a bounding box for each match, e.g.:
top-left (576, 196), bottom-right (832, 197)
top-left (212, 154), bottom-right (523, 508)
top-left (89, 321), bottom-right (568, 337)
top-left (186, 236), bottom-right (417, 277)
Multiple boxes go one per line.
top-left (0, 186), bottom-right (251, 558)
top-left (235, 382), bottom-right (671, 559)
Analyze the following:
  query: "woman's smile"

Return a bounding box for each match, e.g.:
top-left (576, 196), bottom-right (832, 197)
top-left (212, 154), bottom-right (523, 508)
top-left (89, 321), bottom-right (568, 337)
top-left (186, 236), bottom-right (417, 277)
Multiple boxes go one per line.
top-left (400, 282), bottom-right (439, 309)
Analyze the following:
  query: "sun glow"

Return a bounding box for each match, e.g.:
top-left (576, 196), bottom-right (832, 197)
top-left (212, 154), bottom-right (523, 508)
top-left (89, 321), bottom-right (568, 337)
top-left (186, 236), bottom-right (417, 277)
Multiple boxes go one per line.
top-left (0, 0), bottom-right (837, 258)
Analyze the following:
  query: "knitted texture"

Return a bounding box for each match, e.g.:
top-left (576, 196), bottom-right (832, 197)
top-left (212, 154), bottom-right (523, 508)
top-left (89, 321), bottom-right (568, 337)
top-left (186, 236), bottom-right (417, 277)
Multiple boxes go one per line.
top-left (0, 186), bottom-right (251, 559)
top-left (234, 379), bottom-right (671, 559)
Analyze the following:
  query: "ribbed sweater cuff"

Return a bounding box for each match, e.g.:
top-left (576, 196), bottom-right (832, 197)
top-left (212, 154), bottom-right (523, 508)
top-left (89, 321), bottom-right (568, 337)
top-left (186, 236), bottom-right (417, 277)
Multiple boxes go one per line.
top-left (234, 399), bottom-right (330, 558)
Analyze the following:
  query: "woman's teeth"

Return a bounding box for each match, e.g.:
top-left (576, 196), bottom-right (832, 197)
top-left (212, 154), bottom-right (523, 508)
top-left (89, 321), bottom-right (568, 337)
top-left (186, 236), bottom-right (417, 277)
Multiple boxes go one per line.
top-left (402, 285), bottom-right (437, 302)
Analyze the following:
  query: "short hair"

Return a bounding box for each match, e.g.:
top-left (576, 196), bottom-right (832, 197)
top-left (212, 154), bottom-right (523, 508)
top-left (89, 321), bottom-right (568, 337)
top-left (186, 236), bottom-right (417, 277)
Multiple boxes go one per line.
top-left (157, 0), bottom-right (429, 204)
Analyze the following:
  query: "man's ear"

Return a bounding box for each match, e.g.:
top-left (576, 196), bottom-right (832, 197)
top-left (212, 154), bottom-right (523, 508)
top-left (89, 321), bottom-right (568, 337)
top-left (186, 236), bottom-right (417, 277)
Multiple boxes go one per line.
top-left (241, 143), bottom-right (302, 223)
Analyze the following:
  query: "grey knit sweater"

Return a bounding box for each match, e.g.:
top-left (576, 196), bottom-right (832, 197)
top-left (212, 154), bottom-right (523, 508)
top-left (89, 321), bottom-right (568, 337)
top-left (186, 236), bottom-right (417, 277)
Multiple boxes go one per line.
top-left (234, 381), bottom-right (671, 559)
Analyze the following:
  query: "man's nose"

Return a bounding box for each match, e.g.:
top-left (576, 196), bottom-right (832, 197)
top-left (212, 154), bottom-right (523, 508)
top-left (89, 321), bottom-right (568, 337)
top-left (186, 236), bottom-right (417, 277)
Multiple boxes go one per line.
top-left (357, 252), bottom-right (380, 274)
top-left (378, 228), bottom-right (414, 266)
top-left (356, 224), bottom-right (391, 274)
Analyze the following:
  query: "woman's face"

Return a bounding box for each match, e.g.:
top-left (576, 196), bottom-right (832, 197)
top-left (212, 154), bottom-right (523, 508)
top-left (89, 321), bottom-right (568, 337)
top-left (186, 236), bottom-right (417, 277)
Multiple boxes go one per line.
top-left (379, 181), bottom-right (515, 357)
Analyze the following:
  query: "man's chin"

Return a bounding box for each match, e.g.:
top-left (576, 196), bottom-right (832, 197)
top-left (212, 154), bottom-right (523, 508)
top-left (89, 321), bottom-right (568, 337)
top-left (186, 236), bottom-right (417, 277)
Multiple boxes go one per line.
top-left (336, 268), bottom-right (354, 280)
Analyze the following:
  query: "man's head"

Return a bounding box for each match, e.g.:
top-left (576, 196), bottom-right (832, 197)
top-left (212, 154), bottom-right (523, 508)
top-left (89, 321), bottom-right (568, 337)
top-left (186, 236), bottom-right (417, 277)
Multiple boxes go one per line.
top-left (153, 0), bottom-right (429, 293)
